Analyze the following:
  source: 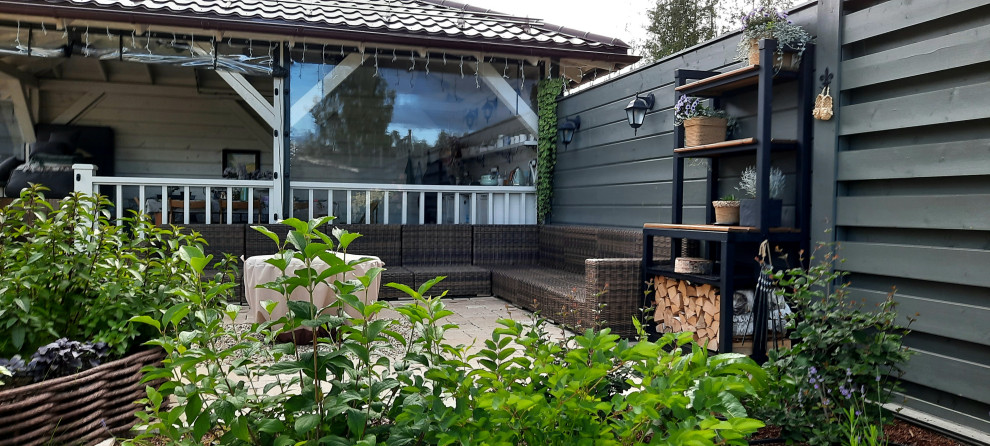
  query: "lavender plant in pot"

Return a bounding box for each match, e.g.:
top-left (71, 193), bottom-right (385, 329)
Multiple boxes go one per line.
top-left (736, 7), bottom-right (812, 71)
top-left (675, 96), bottom-right (729, 147)
top-left (736, 165), bottom-right (786, 227)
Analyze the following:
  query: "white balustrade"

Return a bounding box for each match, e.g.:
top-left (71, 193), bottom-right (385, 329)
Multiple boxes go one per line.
top-left (74, 166), bottom-right (275, 225)
top-left (290, 181), bottom-right (537, 225)
top-left (71, 165), bottom-right (536, 225)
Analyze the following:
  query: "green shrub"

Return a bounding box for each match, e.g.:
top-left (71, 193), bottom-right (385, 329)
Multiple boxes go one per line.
top-left (0, 185), bottom-right (224, 358)
top-left (131, 217), bottom-right (768, 445)
top-left (755, 244), bottom-right (913, 445)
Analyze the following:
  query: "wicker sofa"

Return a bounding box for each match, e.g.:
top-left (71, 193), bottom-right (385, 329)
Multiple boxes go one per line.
top-left (476, 225), bottom-right (667, 337)
top-left (186, 223), bottom-right (667, 337)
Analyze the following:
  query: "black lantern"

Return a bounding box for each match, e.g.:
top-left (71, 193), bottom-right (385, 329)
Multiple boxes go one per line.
top-left (558, 116), bottom-right (581, 149)
top-left (625, 92), bottom-right (655, 135)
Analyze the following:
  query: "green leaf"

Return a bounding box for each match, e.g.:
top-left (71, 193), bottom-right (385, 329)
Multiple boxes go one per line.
top-left (192, 411), bottom-right (212, 440)
top-left (129, 315), bottom-right (161, 331)
top-left (256, 418), bottom-right (286, 434)
top-left (347, 409), bottom-right (367, 436)
top-left (286, 230), bottom-right (308, 251)
top-left (10, 326), bottom-right (25, 350)
top-left (252, 225), bottom-right (281, 246)
top-left (295, 413), bottom-right (320, 434)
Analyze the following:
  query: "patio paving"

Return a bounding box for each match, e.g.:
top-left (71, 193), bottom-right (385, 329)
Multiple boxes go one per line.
top-left (232, 295), bottom-right (572, 356)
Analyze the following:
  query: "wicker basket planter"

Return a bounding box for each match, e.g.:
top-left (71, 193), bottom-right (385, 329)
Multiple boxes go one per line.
top-left (747, 39), bottom-right (800, 71)
top-left (0, 348), bottom-right (164, 446)
top-left (683, 117), bottom-right (727, 147)
top-left (712, 200), bottom-right (741, 225)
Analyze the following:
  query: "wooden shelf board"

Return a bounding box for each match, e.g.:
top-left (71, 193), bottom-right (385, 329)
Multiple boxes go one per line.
top-left (676, 65), bottom-right (761, 93)
top-left (675, 138), bottom-right (755, 153)
top-left (675, 138), bottom-right (799, 157)
top-left (643, 223), bottom-right (800, 233)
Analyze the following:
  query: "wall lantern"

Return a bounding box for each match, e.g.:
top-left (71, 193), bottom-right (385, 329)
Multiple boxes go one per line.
top-left (558, 116), bottom-right (581, 149)
top-left (625, 92), bottom-right (655, 135)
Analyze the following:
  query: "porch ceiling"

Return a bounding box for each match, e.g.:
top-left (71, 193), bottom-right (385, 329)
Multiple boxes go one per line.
top-left (0, 0), bottom-right (640, 73)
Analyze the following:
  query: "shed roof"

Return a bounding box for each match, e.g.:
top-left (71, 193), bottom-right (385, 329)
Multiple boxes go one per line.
top-left (0, 0), bottom-right (639, 68)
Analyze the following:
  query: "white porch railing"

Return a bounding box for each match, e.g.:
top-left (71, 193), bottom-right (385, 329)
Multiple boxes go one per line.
top-left (290, 181), bottom-right (537, 225)
top-left (74, 165), bottom-right (275, 225)
top-left (71, 165), bottom-right (536, 225)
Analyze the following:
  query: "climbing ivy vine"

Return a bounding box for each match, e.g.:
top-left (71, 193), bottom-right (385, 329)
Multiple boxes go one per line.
top-left (537, 78), bottom-right (564, 224)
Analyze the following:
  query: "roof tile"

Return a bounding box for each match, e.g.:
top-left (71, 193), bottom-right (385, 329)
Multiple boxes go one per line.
top-left (36, 0), bottom-right (631, 56)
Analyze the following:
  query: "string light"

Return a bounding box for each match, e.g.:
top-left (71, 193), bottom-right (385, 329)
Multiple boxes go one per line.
top-left (424, 52), bottom-right (430, 76)
top-left (248, 39), bottom-right (253, 58)
top-left (106, 26), bottom-right (112, 39)
top-left (475, 56), bottom-right (480, 88)
top-left (146, 27), bottom-right (152, 55)
top-left (84, 25), bottom-right (90, 56)
top-left (301, 40), bottom-right (306, 63)
top-left (409, 50), bottom-right (414, 71)
top-left (131, 30), bottom-right (137, 50)
top-left (503, 58), bottom-right (509, 78)
top-left (392, 48), bottom-right (397, 62)
top-left (41, 21), bottom-right (47, 36)
top-left (442, 51), bottom-right (447, 65)
top-left (340, 44), bottom-right (344, 57)
top-left (460, 55), bottom-right (464, 78)
top-left (14, 20), bottom-right (20, 50)
top-left (171, 33), bottom-right (176, 48)
top-left (268, 41), bottom-right (274, 67)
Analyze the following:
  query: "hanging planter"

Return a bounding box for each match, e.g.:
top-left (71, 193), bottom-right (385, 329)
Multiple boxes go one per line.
top-left (746, 39), bottom-right (800, 71)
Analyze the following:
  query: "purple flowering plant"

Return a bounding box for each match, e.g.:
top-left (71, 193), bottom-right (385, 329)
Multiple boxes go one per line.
top-left (674, 95), bottom-right (728, 126)
top-left (752, 243), bottom-right (914, 445)
top-left (736, 7), bottom-right (812, 66)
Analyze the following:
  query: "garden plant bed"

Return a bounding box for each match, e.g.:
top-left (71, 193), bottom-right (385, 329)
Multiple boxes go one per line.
top-left (750, 419), bottom-right (964, 445)
top-left (0, 348), bottom-right (164, 446)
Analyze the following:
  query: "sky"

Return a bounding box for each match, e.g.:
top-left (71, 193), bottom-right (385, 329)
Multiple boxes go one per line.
top-left (461, 0), bottom-right (655, 48)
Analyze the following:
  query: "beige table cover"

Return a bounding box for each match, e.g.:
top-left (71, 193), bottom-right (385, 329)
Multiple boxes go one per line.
top-left (244, 252), bottom-right (383, 323)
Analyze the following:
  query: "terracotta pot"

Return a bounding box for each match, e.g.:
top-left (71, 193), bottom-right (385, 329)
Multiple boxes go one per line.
top-left (747, 39), bottom-right (800, 71)
top-left (712, 200), bottom-right (740, 225)
top-left (683, 117), bottom-right (727, 147)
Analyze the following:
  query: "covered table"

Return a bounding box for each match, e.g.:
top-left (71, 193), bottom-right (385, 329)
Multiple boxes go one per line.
top-left (244, 252), bottom-right (384, 324)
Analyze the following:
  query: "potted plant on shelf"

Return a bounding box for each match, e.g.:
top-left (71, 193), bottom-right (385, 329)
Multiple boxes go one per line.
top-left (675, 96), bottom-right (729, 147)
top-left (736, 7), bottom-right (812, 71)
top-left (712, 194), bottom-right (740, 225)
top-left (736, 165), bottom-right (786, 227)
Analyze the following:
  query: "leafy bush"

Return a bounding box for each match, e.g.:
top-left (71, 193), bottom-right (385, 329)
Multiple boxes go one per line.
top-left (755, 244), bottom-right (913, 445)
top-left (130, 217), bottom-right (768, 445)
top-left (0, 185), bottom-right (225, 359)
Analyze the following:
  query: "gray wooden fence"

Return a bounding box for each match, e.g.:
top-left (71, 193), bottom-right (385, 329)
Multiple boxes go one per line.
top-left (555, 0), bottom-right (990, 435)
top-left (829, 0), bottom-right (990, 433)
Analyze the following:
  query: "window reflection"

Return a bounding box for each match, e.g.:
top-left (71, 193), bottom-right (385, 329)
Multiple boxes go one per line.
top-left (289, 53), bottom-right (538, 187)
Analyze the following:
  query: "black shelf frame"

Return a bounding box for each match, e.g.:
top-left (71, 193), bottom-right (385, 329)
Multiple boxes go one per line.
top-left (644, 39), bottom-right (815, 362)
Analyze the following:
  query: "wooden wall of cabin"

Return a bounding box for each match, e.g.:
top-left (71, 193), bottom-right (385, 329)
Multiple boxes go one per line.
top-left (34, 56), bottom-right (273, 179)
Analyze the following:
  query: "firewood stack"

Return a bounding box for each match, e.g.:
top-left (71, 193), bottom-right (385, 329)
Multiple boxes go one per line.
top-left (652, 276), bottom-right (721, 351)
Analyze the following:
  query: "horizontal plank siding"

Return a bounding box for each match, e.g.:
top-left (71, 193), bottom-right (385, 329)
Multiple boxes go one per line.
top-left (840, 241), bottom-right (990, 290)
top-left (848, 286), bottom-right (990, 346)
top-left (839, 81), bottom-right (990, 135)
top-left (842, 23), bottom-right (990, 89)
top-left (901, 349), bottom-right (990, 406)
top-left (836, 195), bottom-right (990, 230)
top-left (843, 0), bottom-right (987, 44)
top-left (837, 140), bottom-right (990, 181)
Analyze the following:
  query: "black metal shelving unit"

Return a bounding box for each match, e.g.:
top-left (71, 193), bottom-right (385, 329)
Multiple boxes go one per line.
top-left (643, 39), bottom-right (815, 361)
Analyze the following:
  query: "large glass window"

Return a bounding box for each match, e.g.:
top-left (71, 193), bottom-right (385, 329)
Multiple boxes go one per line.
top-left (0, 101), bottom-right (22, 158)
top-left (289, 51), bottom-right (539, 186)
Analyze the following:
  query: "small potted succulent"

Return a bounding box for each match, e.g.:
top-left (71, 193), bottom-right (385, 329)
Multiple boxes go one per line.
top-left (736, 7), bottom-right (812, 71)
top-left (674, 95), bottom-right (729, 147)
top-left (712, 194), bottom-right (740, 225)
top-left (736, 165), bottom-right (786, 227)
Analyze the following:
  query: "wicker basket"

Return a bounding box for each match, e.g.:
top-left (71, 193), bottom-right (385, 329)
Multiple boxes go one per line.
top-left (747, 39), bottom-right (800, 71)
top-left (0, 348), bottom-right (165, 446)
top-left (683, 117), bottom-right (727, 147)
top-left (712, 200), bottom-right (740, 225)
